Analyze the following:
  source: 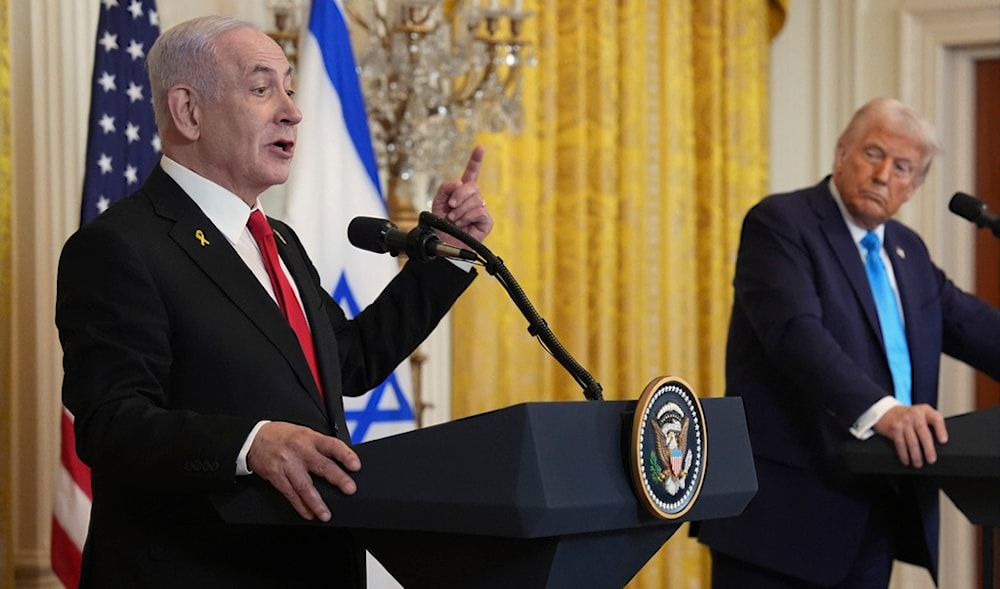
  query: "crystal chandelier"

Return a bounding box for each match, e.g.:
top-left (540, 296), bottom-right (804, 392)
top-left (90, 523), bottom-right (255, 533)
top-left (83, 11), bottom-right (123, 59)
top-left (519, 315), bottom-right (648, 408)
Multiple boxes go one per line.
top-left (345, 0), bottom-right (535, 225)
top-left (265, 0), bottom-right (303, 64)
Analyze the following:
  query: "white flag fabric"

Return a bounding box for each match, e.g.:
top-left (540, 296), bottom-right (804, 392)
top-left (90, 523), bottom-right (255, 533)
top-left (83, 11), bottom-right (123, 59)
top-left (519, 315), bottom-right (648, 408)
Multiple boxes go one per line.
top-left (284, 5), bottom-right (413, 585)
top-left (284, 0), bottom-right (416, 444)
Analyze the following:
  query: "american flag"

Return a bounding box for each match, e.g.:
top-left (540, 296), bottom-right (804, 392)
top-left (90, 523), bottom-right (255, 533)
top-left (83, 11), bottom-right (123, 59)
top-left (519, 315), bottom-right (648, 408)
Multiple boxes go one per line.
top-left (78, 0), bottom-right (160, 225)
top-left (52, 1), bottom-right (159, 586)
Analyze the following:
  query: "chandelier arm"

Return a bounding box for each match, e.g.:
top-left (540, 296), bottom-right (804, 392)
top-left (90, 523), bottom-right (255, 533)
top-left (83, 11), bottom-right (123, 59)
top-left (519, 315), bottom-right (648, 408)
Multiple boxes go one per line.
top-left (374, 8), bottom-right (394, 52)
top-left (343, 3), bottom-right (371, 34)
top-left (502, 59), bottom-right (524, 95)
top-left (450, 41), bottom-right (500, 104)
top-left (448, 65), bottom-right (480, 104)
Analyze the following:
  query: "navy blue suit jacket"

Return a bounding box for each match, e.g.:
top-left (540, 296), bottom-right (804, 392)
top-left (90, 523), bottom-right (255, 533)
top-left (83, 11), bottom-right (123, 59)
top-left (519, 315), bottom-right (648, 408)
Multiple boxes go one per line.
top-left (57, 165), bottom-right (476, 588)
top-left (696, 178), bottom-right (1000, 585)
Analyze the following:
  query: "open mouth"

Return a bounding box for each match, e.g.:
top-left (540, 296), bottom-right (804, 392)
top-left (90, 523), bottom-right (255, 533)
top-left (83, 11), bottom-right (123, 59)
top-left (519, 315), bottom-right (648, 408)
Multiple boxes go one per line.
top-left (272, 139), bottom-right (294, 154)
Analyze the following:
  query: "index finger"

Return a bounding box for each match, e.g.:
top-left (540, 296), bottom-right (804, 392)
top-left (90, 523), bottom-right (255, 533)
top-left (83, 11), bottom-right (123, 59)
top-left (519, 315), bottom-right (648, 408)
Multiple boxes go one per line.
top-left (461, 146), bottom-right (486, 184)
top-left (315, 435), bottom-right (362, 473)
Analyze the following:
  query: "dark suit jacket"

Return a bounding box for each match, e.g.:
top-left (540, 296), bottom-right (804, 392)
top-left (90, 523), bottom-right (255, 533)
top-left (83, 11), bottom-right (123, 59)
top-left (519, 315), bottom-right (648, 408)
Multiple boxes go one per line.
top-left (56, 165), bottom-right (476, 588)
top-left (696, 178), bottom-right (1000, 585)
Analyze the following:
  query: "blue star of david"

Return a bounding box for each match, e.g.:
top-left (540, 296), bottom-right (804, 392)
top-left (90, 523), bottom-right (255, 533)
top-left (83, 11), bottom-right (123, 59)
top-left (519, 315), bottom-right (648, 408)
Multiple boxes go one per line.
top-left (332, 272), bottom-right (415, 443)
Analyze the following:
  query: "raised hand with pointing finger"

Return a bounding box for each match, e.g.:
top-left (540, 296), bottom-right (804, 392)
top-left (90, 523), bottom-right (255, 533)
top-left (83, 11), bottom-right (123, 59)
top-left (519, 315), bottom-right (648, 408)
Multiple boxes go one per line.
top-left (431, 145), bottom-right (494, 246)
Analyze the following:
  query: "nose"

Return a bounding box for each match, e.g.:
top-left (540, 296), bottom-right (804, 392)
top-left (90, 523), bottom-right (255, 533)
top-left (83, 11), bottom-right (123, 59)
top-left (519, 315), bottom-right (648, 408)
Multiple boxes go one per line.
top-left (872, 158), bottom-right (891, 185)
top-left (280, 93), bottom-right (302, 126)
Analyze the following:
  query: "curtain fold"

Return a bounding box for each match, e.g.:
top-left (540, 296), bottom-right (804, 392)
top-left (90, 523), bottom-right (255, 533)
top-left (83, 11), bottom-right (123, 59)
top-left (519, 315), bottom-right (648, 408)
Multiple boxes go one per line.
top-left (451, 0), bottom-right (785, 586)
top-left (0, 0), bottom-right (13, 584)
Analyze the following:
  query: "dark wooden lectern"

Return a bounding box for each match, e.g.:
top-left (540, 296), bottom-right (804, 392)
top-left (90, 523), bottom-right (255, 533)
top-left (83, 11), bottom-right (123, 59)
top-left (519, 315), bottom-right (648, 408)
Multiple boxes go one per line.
top-left (843, 406), bottom-right (1000, 589)
top-left (212, 398), bottom-right (758, 588)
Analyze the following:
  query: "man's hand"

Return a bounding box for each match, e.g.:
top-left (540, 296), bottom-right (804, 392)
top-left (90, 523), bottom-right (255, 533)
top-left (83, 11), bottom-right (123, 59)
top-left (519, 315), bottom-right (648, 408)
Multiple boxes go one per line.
top-left (431, 145), bottom-right (494, 245)
top-left (246, 422), bottom-right (361, 522)
top-left (873, 404), bottom-right (948, 468)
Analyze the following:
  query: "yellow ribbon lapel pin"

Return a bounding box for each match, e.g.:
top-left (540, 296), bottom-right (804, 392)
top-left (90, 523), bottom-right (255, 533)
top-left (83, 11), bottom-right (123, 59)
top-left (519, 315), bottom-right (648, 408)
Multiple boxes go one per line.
top-left (195, 229), bottom-right (210, 247)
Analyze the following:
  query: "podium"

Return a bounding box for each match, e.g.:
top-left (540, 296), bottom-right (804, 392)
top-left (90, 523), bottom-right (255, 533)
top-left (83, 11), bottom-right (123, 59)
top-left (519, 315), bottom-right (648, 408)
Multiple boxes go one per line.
top-left (212, 398), bottom-right (757, 588)
top-left (842, 406), bottom-right (1000, 589)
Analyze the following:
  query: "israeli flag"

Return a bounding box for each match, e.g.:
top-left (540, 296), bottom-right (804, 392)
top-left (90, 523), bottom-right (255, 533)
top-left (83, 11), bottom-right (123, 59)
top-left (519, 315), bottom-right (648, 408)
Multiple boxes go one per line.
top-left (284, 0), bottom-right (416, 445)
top-left (283, 3), bottom-right (411, 586)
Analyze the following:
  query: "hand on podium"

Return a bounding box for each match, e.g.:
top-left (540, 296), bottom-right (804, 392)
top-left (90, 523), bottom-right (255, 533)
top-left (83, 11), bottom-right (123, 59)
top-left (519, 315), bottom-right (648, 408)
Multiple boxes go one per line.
top-left (872, 404), bottom-right (948, 468)
top-left (247, 421), bottom-right (361, 522)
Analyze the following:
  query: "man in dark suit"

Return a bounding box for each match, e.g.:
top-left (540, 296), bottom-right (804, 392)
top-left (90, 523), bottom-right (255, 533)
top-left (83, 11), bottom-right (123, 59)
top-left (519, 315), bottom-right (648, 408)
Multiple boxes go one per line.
top-left (696, 97), bottom-right (1000, 588)
top-left (56, 15), bottom-right (493, 588)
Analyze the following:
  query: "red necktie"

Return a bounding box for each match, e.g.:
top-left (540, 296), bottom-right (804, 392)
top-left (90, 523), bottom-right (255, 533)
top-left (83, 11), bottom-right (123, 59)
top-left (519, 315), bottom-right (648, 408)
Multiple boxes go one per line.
top-left (247, 210), bottom-right (323, 397)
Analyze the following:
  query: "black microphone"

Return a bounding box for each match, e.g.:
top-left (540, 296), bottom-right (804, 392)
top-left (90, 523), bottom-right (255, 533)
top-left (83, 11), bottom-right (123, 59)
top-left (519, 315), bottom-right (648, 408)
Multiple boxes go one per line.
top-left (347, 216), bottom-right (478, 261)
top-left (948, 192), bottom-right (1000, 238)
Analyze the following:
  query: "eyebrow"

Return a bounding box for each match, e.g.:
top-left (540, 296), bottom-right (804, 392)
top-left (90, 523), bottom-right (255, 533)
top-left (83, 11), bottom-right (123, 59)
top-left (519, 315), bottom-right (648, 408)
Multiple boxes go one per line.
top-left (249, 64), bottom-right (294, 80)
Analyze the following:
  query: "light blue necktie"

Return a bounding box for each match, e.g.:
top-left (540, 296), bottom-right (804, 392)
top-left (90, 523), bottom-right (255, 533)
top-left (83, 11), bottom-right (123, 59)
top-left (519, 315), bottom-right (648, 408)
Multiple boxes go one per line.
top-left (861, 231), bottom-right (912, 405)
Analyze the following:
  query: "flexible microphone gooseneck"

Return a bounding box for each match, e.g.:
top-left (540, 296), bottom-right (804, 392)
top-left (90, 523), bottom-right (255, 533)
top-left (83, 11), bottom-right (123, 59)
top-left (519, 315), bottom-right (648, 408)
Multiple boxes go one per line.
top-left (416, 211), bottom-right (605, 401)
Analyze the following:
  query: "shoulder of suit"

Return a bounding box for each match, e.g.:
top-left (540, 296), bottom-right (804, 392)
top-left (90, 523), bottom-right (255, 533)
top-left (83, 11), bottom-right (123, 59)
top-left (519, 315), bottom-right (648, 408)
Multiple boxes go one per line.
top-left (884, 219), bottom-right (927, 248)
top-left (751, 182), bottom-right (826, 218)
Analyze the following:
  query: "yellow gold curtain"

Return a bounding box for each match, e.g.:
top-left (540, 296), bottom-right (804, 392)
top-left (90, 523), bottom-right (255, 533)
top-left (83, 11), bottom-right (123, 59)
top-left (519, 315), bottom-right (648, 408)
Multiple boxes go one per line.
top-left (0, 0), bottom-right (13, 585)
top-left (451, 0), bottom-right (786, 586)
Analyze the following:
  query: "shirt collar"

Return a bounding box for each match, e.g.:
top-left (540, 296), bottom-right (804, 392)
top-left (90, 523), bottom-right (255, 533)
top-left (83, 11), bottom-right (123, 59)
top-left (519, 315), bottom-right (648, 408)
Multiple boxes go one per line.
top-left (828, 177), bottom-right (885, 247)
top-left (160, 155), bottom-right (263, 244)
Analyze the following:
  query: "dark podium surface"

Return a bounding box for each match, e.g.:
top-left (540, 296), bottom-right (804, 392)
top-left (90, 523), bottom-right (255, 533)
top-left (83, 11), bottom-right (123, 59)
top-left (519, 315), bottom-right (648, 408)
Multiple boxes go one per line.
top-left (842, 406), bottom-right (1000, 526)
top-left (843, 406), bottom-right (1000, 589)
top-left (213, 398), bottom-right (758, 588)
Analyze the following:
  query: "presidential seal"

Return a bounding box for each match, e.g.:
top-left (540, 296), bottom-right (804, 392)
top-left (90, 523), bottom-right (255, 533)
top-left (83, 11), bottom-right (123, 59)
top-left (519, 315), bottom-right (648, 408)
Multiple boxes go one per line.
top-left (629, 376), bottom-right (707, 519)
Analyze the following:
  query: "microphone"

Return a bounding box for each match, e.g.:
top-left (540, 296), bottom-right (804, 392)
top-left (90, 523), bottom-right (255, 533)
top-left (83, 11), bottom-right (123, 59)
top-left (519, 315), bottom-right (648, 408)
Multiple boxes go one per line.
top-left (347, 216), bottom-right (478, 262)
top-left (948, 192), bottom-right (1000, 238)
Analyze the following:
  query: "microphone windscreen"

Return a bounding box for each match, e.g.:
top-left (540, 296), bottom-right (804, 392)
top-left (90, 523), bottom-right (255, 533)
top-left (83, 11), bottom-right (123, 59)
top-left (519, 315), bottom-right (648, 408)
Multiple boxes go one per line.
top-left (347, 216), bottom-right (394, 254)
top-left (949, 192), bottom-right (984, 222)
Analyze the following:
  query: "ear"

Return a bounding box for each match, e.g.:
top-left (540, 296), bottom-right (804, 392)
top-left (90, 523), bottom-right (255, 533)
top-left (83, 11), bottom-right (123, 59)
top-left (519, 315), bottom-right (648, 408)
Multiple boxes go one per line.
top-left (166, 85), bottom-right (201, 141)
top-left (833, 140), bottom-right (846, 171)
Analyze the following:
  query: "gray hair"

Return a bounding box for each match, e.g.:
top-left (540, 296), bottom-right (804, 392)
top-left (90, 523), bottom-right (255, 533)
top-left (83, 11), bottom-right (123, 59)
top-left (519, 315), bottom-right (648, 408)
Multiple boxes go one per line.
top-left (146, 15), bottom-right (259, 131)
top-left (837, 97), bottom-right (940, 181)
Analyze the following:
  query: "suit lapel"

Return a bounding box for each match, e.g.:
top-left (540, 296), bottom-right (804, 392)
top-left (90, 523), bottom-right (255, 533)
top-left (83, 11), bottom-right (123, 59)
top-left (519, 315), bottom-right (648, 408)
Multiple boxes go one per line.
top-left (145, 167), bottom-right (327, 415)
top-left (810, 182), bottom-right (924, 401)
top-left (270, 222), bottom-right (348, 430)
top-left (809, 184), bottom-right (883, 339)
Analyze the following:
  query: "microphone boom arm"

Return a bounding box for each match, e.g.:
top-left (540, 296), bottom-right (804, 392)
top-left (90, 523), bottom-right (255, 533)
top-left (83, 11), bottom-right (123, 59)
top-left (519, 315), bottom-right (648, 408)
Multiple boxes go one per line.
top-left (419, 211), bottom-right (604, 401)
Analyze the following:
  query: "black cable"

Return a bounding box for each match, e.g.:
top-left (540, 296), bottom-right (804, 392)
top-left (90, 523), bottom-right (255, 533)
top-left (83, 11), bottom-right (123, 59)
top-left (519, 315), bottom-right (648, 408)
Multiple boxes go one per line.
top-left (420, 211), bottom-right (604, 401)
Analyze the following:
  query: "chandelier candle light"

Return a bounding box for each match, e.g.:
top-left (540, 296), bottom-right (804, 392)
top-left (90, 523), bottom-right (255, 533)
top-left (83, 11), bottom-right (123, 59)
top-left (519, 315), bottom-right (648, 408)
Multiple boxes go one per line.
top-left (345, 0), bottom-right (535, 227)
top-left (266, 0), bottom-right (304, 64)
